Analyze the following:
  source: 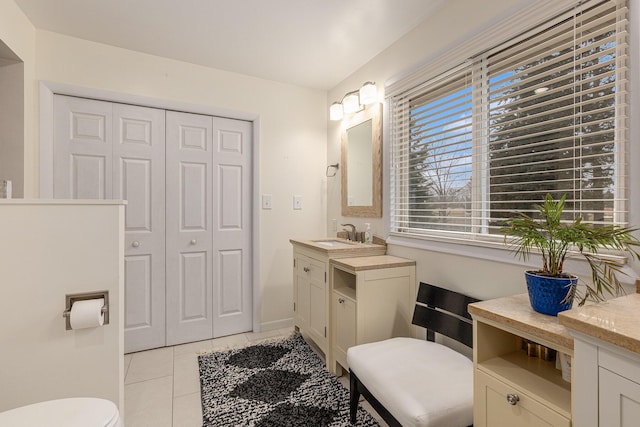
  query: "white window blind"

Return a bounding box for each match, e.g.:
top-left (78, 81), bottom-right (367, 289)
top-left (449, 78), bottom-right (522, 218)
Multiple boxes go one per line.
top-left (389, 0), bottom-right (629, 241)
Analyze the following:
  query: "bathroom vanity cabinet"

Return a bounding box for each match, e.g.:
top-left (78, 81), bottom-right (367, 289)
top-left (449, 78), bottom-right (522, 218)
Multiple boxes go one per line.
top-left (559, 294), bottom-right (640, 427)
top-left (330, 255), bottom-right (416, 374)
top-left (290, 239), bottom-right (385, 360)
top-left (469, 294), bottom-right (574, 427)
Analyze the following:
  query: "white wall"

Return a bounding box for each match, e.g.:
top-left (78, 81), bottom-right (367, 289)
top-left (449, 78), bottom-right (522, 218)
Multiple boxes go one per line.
top-left (0, 60), bottom-right (24, 197)
top-left (327, 0), bottom-right (640, 300)
top-left (0, 201), bottom-right (125, 413)
top-left (0, 0), bottom-right (35, 198)
top-left (31, 30), bottom-right (327, 330)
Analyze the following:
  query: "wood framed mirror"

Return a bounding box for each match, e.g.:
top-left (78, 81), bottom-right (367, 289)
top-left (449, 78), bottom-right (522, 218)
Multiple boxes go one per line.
top-left (341, 103), bottom-right (382, 217)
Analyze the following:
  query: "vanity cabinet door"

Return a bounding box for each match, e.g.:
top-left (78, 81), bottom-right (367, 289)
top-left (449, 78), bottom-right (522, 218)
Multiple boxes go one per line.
top-left (475, 370), bottom-right (570, 427)
top-left (294, 255), bottom-right (310, 332)
top-left (307, 257), bottom-right (327, 352)
top-left (333, 292), bottom-right (356, 369)
top-left (599, 367), bottom-right (640, 425)
top-left (596, 342), bottom-right (640, 426)
top-left (294, 253), bottom-right (327, 353)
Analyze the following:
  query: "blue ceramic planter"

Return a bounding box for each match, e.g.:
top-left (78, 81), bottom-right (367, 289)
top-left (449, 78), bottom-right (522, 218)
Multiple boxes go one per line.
top-left (525, 271), bottom-right (577, 316)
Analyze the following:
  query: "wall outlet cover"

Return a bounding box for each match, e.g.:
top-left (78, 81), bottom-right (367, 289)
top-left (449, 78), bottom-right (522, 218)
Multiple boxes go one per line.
top-left (293, 195), bottom-right (302, 210)
top-left (262, 194), bottom-right (272, 209)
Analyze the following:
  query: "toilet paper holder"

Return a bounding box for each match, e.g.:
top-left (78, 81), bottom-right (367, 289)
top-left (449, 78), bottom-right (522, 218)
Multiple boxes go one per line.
top-left (62, 291), bottom-right (110, 330)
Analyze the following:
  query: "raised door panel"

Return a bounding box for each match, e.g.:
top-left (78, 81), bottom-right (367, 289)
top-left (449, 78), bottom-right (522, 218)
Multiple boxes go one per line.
top-left (309, 274), bottom-right (327, 352)
top-left (179, 252), bottom-right (208, 320)
top-left (71, 154), bottom-right (108, 199)
top-left (296, 275), bottom-right (311, 332)
top-left (294, 254), bottom-right (310, 331)
top-left (53, 95), bottom-right (113, 199)
top-left (297, 254), bottom-right (327, 351)
top-left (217, 250), bottom-right (243, 315)
top-left (113, 103), bottom-right (166, 352)
top-left (125, 255), bottom-right (153, 329)
top-left (166, 111), bottom-right (214, 346)
top-left (599, 367), bottom-right (640, 426)
top-left (181, 162), bottom-right (208, 230)
top-left (212, 117), bottom-right (253, 337)
top-left (333, 292), bottom-right (356, 369)
top-left (120, 159), bottom-right (152, 230)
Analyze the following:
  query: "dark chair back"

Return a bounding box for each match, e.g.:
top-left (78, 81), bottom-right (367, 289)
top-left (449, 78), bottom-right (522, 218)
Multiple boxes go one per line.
top-left (411, 282), bottom-right (479, 348)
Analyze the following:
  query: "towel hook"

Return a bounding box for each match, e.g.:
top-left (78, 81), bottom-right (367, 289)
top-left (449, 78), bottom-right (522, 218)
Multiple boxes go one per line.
top-left (326, 163), bottom-right (339, 177)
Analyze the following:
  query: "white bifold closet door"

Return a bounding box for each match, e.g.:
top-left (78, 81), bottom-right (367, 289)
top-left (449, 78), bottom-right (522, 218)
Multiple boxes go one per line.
top-left (54, 95), bottom-right (166, 353)
top-left (210, 117), bottom-right (253, 337)
top-left (53, 95), bottom-right (253, 352)
top-left (165, 111), bottom-right (213, 345)
top-left (114, 103), bottom-right (166, 353)
top-left (165, 112), bottom-right (252, 345)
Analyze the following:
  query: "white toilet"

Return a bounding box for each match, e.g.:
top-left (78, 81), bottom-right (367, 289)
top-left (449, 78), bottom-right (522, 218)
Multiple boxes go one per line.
top-left (0, 397), bottom-right (122, 426)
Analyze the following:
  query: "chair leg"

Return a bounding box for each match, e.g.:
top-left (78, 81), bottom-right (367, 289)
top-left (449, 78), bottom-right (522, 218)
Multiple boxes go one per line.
top-left (349, 371), bottom-right (361, 424)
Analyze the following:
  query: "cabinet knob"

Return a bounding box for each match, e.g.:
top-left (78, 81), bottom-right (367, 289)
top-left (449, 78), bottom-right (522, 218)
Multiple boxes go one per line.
top-left (338, 298), bottom-right (345, 304)
top-left (190, 239), bottom-right (197, 245)
top-left (303, 267), bottom-right (310, 273)
top-left (132, 240), bottom-right (140, 248)
top-left (506, 393), bottom-right (520, 406)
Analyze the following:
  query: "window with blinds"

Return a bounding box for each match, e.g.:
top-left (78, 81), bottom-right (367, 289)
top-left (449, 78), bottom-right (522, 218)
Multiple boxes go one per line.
top-left (389, 0), bottom-right (629, 241)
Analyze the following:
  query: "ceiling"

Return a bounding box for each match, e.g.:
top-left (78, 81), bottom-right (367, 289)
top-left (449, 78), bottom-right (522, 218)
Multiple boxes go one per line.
top-left (14, 0), bottom-right (445, 90)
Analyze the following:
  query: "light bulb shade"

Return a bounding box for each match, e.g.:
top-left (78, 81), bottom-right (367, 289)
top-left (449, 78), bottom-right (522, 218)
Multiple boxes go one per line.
top-left (329, 102), bottom-right (343, 121)
top-left (342, 91), bottom-right (360, 114)
top-left (359, 81), bottom-right (377, 105)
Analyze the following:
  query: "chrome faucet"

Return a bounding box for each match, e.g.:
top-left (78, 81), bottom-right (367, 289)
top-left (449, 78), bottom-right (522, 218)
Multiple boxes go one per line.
top-left (341, 223), bottom-right (356, 241)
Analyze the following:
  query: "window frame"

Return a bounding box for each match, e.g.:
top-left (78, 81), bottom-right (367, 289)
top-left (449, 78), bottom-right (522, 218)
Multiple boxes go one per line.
top-left (386, 0), bottom-right (630, 254)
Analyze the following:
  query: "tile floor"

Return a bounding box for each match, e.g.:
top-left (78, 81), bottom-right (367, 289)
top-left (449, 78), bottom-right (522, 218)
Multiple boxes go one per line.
top-left (123, 328), bottom-right (387, 427)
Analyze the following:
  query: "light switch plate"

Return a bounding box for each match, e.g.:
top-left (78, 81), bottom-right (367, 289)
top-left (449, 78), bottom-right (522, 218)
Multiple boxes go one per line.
top-left (293, 195), bottom-right (303, 210)
top-left (262, 194), bottom-right (272, 209)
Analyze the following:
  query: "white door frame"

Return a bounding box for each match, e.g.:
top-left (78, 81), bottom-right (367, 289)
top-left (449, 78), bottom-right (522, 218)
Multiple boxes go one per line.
top-left (39, 81), bottom-right (262, 334)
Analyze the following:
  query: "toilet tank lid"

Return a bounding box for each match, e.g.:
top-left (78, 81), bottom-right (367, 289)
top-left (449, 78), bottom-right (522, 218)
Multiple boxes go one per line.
top-left (0, 397), bottom-right (119, 427)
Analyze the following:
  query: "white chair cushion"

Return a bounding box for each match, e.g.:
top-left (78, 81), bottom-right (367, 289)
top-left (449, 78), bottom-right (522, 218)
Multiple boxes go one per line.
top-left (347, 337), bottom-right (473, 427)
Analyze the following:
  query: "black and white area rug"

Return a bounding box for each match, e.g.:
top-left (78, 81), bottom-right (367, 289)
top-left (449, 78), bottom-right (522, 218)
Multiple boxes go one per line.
top-left (198, 334), bottom-right (379, 427)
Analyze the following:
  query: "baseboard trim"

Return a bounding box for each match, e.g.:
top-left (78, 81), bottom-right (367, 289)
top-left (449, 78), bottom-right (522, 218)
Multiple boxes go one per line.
top-left (260, 318), bottom-right (293, 332)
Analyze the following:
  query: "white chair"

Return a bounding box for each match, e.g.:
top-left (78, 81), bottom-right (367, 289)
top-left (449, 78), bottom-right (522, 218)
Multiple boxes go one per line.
top-left (348, 282), bottom-right (479, 427)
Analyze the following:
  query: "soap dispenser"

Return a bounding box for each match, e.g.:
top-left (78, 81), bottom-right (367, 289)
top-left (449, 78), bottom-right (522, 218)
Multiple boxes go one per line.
top-left (364, 223), bottom-right (372, 244)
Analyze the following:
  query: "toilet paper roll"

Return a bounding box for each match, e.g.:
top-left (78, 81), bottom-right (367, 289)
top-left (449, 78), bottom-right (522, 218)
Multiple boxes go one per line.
top-left (70, 298), bottom-right (105, 330)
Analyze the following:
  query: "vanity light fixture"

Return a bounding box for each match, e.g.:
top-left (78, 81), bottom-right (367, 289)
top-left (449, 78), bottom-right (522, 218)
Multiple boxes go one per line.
top-left (342, 90), bottom-right (361, 114)
top-left (330, 102), bottom-right (343, 121)
top-left (359, 81), bottom-right (377, 105)
top-left (329, 81), bottom-right (378, 121)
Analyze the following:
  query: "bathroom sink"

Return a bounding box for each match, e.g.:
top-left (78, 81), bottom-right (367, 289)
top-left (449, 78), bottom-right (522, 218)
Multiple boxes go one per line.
top-left (290, 238), bottom-right (385, 257)
top-left (312, 239), bottom-right (356, 248)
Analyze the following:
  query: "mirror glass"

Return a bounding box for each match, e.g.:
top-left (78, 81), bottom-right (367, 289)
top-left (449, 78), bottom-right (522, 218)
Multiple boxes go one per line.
top-left (341, 103), bottom-right (382, 217)
top-left (346, 120), bottom-right (373, 206)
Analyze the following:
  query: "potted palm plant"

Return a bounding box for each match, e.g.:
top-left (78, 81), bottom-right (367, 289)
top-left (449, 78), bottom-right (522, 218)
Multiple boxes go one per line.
top-left (501, 194), bottom-right (640, 316)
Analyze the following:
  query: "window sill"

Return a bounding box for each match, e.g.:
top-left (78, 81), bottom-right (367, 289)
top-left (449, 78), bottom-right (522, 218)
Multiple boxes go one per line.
top-left (387, 232), bottom-right (529, 268)
top-left (386, 232), bottom-right (633, 278)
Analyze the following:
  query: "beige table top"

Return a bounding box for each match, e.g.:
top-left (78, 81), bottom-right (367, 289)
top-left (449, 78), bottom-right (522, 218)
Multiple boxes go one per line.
top-left (469, 293), bottom-right (574, 352)
top-left (558, 293), bottom-right (640, 354)
top-left (290, 238), bottom-right (386, 256)
top-left (330, 255), bottom-right (416, 271)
